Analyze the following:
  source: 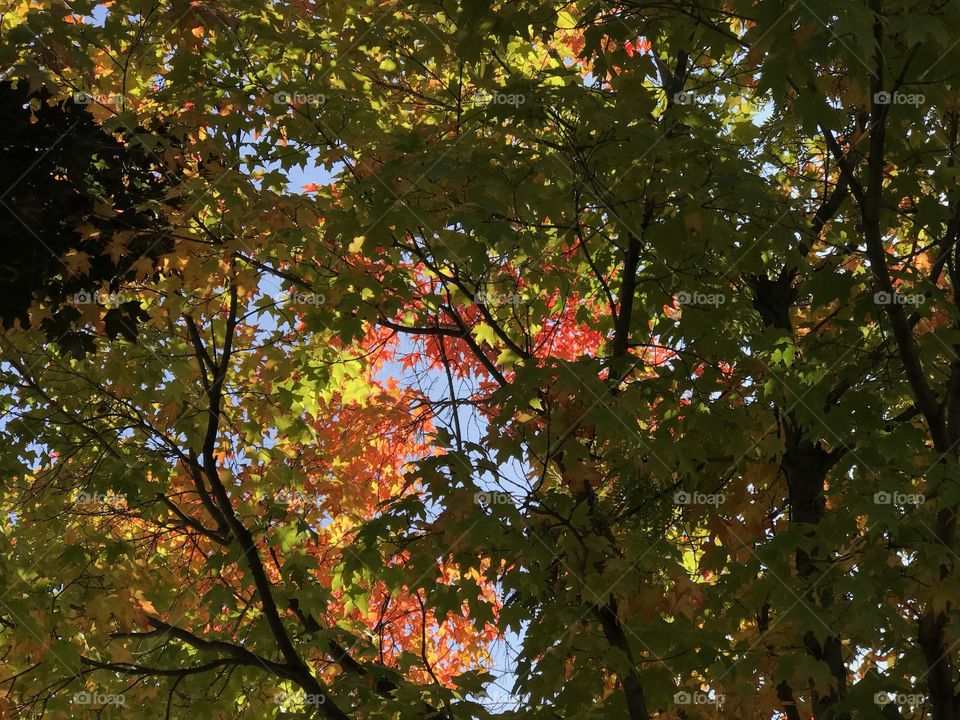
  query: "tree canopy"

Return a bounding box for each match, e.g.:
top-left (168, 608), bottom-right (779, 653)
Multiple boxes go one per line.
top-left (2, 1), bottom-right (960, 718)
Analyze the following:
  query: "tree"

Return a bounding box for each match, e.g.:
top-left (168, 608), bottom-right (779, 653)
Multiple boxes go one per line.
top-left (1, 0), bottom-right (960, 718)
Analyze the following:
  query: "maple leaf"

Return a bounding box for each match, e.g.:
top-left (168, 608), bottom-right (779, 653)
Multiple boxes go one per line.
top-left (62, 249), bottom-right (92, 276)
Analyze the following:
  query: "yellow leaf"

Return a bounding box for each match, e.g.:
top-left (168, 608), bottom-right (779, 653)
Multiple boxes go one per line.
top-left (62, 250), bottom-right (92, 277)
top-left (497, 347), bottom-right (521, 368)
top-left (474, 322), bottom-right (497, 347)
top-left (557, 10), bottom-right (577, 29)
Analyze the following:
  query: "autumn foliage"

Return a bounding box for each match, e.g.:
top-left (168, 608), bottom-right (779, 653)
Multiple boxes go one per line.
top-left (2, 1), bottom-right (960, 719)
